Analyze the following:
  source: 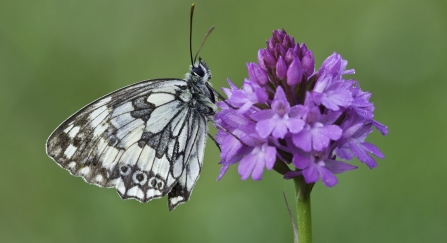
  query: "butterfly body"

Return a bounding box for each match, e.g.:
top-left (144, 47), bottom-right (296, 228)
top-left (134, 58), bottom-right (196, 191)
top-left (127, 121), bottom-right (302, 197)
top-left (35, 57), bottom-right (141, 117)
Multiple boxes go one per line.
top-left (46, 60), bottom-right (216, 210)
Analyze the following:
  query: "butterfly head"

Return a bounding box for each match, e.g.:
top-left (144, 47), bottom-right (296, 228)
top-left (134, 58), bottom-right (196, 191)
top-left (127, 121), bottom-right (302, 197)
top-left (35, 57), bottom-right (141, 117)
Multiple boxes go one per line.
top-left (188, 58), bottom-right (211, 84)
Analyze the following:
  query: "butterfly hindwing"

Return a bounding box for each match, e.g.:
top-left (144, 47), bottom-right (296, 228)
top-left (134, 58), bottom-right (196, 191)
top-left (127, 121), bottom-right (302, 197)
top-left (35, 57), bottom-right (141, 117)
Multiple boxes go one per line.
top-left (46, 78), bottom-right (210, 208)
top-left (168, 110), bottom-right (207, 210)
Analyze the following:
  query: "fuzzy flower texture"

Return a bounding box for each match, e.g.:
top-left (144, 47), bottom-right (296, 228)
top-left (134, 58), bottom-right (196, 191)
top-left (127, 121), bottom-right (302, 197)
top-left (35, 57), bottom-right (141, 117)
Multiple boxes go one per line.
top-left (215, 30), bottom-right (388, 187)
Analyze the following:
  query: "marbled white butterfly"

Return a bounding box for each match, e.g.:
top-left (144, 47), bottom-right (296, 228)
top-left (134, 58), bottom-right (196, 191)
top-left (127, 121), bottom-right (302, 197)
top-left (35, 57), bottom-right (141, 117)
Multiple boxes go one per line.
top-left (46, 4), bottom-right (217, 211)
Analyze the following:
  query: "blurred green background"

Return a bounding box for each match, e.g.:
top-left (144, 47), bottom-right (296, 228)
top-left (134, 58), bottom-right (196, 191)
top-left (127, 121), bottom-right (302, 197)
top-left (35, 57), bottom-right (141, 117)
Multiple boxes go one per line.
top-left (1, 0), bottom-right (446, 242)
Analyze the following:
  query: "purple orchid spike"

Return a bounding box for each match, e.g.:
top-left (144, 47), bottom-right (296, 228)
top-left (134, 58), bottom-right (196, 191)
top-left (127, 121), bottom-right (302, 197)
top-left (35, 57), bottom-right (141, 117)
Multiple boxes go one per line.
top-left (215, 29), bottom-right (387, 187)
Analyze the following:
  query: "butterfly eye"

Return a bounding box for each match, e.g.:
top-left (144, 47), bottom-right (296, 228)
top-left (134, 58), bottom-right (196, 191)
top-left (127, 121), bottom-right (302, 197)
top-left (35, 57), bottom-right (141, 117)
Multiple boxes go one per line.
top-left (192, 66), bottom-right (205, 77)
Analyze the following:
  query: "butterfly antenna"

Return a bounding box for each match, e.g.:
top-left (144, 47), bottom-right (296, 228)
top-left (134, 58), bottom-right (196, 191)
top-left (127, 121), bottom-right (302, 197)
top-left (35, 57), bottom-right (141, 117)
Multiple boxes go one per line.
top-left (193, 26), bottom-right (215, 64)
top-left (189, 4), bottom-right (195, 67)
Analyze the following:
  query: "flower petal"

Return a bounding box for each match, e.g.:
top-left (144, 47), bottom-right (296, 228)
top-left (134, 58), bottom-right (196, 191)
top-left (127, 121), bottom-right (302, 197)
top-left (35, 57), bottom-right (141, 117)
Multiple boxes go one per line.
top-left (302, 165), bottom-right (319, 183)
top-left (251, 158), bottom-right (265, 180)
top-left (238, 153), bottom-right (256, 180)
top-left (292, 152), bottom-right (311, 169)
top-left (263, 144), bottom-right (277, 170)
top-left (257, 49), bottom-right (267, 71)
top-left (217, 164), bottom-right (230, 181)
top-left (256, 119), bottom-right (276, 138)
top-left (276, 56), bottom-right (287, 80)
top-left (271, 86), bottom-right (289, 111)
top-left (324, 159), bottom-right (357, 174)
top-left (311, 124), bottom-right (342, 151)
top-left (292, 128), bottom-right (312, 152)
top-left (251, 110), bottom-right (275, 121)
top-left (301, 50), bottom-right (315, 77)
top-left (320, 124), bottom-right (342, 140)
top-left (272, 119), bottom-right (289, 138)
top-left (237, 101), bottom-right (254, 114)
top-left (362, 142), bottom-right (384, 159)
top-left (286, 118), bottom-right (304, 134)
top-left (335, 146), bottom-right (354, 160)
top-left (373, 120), bottom-right (389, 135)
top-left (287, 58), bottom-right (303, 85)
top-left (318, 166), bottom-right (338, 187)
top-left (247, 62), bottom-right (268, 85)
top-left (255, 87), bottom-right (269, 103)
top-left (349, 141), bottom-right (377, 168)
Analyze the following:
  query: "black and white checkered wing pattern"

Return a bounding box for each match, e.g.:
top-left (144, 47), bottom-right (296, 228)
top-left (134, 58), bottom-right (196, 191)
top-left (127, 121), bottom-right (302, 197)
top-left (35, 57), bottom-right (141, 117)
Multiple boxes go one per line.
top-left (46, 79), bottom-right (208, 210)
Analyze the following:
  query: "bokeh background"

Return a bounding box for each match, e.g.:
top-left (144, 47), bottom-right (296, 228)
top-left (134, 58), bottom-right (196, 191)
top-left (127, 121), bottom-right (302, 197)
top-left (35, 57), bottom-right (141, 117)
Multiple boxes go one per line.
top-left (1, 0), bottom-right (446, 242)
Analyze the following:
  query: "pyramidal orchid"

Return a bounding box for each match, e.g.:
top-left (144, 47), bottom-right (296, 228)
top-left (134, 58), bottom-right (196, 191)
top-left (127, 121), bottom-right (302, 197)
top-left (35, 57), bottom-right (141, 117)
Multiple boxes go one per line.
top-left (214, 29), bottom-right (388, 243)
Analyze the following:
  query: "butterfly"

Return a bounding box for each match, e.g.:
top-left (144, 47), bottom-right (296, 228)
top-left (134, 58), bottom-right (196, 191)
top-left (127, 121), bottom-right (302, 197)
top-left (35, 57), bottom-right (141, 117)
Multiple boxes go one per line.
top-left (46, 4), bottom-right (218, 211)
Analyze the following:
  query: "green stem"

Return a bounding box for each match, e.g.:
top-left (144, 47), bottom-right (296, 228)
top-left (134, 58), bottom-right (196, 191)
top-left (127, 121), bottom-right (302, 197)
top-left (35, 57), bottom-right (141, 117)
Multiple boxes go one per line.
top-left (293, 176), bottom-right (314, 243)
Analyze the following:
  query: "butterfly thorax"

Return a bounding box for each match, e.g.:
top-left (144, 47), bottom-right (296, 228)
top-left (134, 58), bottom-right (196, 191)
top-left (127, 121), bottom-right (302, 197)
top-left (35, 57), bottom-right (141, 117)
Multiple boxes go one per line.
top-left (185, 59), bottom-right (217, 116)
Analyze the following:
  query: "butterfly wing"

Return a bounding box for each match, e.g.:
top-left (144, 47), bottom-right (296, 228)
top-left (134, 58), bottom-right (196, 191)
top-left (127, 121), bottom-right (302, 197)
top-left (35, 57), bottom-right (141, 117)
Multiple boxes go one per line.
top-left (167, 109), bottom-right (207, 210)
top-left (46, 78), bottom-right (208, 209)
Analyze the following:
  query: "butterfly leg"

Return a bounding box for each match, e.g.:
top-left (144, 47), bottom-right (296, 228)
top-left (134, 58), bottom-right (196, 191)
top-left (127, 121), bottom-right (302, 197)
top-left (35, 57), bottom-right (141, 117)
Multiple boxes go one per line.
top-left (207, 133), bottom-right (221, 151)
top-left (211, 120), bottom-right (244, 145)
top-left (205, 82), bottom-right (237, 109)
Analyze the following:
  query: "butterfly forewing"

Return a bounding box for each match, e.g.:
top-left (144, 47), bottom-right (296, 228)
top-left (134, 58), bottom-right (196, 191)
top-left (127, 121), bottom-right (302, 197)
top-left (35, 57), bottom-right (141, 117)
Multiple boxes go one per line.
top-left (47, 74), bottom-right (213, 210)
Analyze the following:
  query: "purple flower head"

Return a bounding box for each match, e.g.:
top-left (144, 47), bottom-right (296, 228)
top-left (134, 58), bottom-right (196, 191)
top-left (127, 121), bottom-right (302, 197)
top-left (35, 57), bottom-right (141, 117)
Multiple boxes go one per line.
top-left (215, 29), bottom-right (387, 187)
